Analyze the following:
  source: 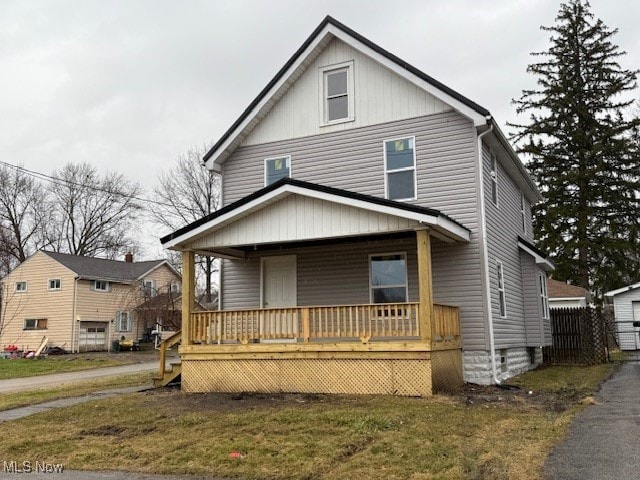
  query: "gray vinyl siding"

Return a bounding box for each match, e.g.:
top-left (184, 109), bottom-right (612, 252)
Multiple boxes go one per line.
top-left (520, 251), bottom-right (545, 346)
top-left (221, 111), bottom-right (487, 349)
top-left (484, 143), bottom-right (531, 348)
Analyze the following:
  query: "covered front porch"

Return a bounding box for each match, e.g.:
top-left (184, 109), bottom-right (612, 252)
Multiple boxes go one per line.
top-left (160, 179), bottom-right (469, 395)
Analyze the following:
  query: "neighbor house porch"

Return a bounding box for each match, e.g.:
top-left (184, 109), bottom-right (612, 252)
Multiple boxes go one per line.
top-left (158, 179), bottom-right (470, 396)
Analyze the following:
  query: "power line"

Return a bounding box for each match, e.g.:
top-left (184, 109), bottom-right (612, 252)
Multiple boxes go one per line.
top-left (0, 160), bottom-right (171, 208)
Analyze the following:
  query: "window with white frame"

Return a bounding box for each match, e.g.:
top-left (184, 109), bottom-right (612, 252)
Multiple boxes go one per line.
top-left (520, 194), bottom-right (527, 234)
top-left (15, 281), bottom-right (27, 293)
top-left (48, 279), bottom-right (61, 291)
top-left (384, 136), bottom-right (416, 201)
top-left (497, 261), bottom-right (506, 317)
top-left (264, 156), bottom-right (291, 186)
top-left (538, 273), bottom-right (550, 320)
top-left (143, 279), bottom-right (157, 297)
top-left (116, 311), bottom-right (131, 332)
top-left (170, 282), bottom-right (181, 294)
top-left (490, 153), bottom-right (498, 206)
top-left (319, 61), bottom-right (354, 125)
top-left (93, 280), bottom-right (109, 292)
top-left (370, 253), bottom-right (408, 303)
top-left (24, 318), bottom-right (47, 330)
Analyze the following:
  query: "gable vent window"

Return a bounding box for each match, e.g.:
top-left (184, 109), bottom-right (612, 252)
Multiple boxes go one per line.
top-left (319, 61), bottom-right (354, 125)
top-left (384, 136), bottom-right (417, 201)
top-left (264, 156), bottom-right (291, 186)
top-left (49, 279), bottom-right (61, 291)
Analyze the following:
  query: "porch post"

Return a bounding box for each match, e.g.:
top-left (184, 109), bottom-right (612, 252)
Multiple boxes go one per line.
top-left (416, 228), bottom-right (434, 346)
top-left (181, 250), bottom-right (195, 345)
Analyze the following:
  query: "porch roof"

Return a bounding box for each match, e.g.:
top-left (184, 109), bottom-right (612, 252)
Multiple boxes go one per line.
top-left (160, 178), bottom-right (471, 254)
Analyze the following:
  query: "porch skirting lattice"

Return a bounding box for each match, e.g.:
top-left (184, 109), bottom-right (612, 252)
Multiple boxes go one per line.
top-left (182, 357), bottom-right (434, 396)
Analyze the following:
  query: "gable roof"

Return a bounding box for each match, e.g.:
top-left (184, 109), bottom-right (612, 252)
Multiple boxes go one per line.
top-left (203, 15), bottom-right (490, 171)
top-left (547, 278), bottom-right (591, 301)
top-left (605, 281), bottom-right (640, 298)
top-left (41, 251), bottom-right (172, 283)
top-left (160, 177), bottom-right (471, 249)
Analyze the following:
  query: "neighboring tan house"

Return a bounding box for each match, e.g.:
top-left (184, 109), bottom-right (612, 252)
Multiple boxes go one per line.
top-left (547, 279), bottom-right (592, 309)
top-left (158, 16), bottom-right (553, 394)
top-left (605, 282), bottom-right (640, 351)
top-left (0, 250), bottom-right (181, 352)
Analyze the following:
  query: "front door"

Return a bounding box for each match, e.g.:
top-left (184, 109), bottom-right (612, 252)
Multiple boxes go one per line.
top-left (262, 255), bottom-right (297, 308)
top-left (261, 255), bottom-right (297, 339)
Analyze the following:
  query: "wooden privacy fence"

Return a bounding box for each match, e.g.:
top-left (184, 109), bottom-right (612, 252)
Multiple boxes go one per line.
top-left (543, 307), bottom-right (607, 365)
top-left (189, 302), bottom-right (460, 347)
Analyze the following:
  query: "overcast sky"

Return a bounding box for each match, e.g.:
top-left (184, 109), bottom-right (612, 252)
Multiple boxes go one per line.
top-left (1, 1), bottom-right (639, 257)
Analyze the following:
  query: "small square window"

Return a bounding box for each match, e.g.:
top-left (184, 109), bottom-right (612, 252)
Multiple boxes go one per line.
top-left (264, 156), bottom-right (291, 186)
top-left (48, 279), bottom-right (61, 290)
top-left (24, 318), bottom-right (47, 330)
top-left (94, 280), bottom-right (109, 292)
top-left (15, 281), bottom-right (27, 293)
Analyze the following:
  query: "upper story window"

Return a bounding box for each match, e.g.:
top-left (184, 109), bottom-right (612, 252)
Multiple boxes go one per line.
top-left (384, 136), bottom-right (417, 201)
top-left (538, 273), bottom-right (550, 320)
top-left (170, 282), bottom-right (181, 294)
top-left (496, 261), bottom-right (506, 318)
top-left (93, 280), bottom-right (109, 292)
top-left (490, 152), bottom-right (498, 206)
top-left (24, 318), bottom-right (47, 330)
top-left (143, 279), bottom-right (157, 297)
top-left (319, 61), bottom-right (354, 125)
top-left (15, 281), bottom-right (27, 293)
top-left (48, 279), bottom-right (61, 291)
top-left (370, 253), bottom-right (408, 303)
top-left (264, 156), bottom-right (291, 186)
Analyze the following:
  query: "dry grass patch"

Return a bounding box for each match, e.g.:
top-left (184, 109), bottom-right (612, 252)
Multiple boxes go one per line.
top-left (0, 364), bottom-right (614, 480)
top-left (0, 355), bottom-right (140, 380)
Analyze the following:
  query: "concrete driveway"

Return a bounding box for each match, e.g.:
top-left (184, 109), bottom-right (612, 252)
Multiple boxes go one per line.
top-left (544, 361), bottom-right (640, 479)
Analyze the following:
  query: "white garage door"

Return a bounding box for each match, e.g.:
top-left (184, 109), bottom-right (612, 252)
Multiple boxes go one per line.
top-left (79, 321), bottom-right (108, 352)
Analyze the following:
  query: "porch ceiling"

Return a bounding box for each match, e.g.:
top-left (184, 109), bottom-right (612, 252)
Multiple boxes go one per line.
top-left (161, 179), bottom-right (470, 255)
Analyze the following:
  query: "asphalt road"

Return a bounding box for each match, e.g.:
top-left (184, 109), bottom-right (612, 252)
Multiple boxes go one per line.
top-left (544, 361), bottom-right (640, 479)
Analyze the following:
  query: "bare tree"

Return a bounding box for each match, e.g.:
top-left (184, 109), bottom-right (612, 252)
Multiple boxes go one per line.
top-left (151, 145), bottom-right (221, 303)
top-left (0, 164), bottom-right (50, 275)
top-left (47, 162), bottom-right (143, 259)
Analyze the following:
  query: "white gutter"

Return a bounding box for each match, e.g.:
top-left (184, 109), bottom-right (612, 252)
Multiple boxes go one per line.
top-left (476, 122), bottom-right (500, 384)
top-left (71, 276), bottom-right (78, 353)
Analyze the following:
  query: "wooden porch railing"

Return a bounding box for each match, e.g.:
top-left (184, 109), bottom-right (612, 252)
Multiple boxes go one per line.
top-left (189, 302), bottom-right (460, 348)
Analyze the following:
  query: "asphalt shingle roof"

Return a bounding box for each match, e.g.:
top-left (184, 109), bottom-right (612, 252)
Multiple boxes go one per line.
top-left (41, 251), bottom-right (165, 283)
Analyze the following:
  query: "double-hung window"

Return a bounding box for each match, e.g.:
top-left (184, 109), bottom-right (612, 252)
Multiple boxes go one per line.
top-left (143, 279), bottom-right (157, 297)
top-left (370, 253), bottom-right (408, 303)
top-left (496, 261), bottom-right (506, 318)
top-left (319, 61), bottom-right (354, 125)
top-left (520, 194), bottom-right (527, 234)
top-left (116, 311), bottom-right (131, 332)
top-left (538, 273), bottom-right (550, 320)
top-left (264, 156), bottom-right (291, 186)
top-left (384, 136), bottom-right (416, 201)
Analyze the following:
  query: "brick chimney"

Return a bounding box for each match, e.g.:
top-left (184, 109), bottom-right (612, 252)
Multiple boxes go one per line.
top-left (125, 252), bottom-right (133, 263)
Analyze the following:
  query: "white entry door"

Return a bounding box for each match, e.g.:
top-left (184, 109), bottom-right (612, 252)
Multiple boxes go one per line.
top-left (262, 255), bottom-right (297, 308)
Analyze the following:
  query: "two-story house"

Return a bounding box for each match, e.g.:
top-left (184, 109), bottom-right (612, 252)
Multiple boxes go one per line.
top-left (158, 16), bottom-right (553, 394)
top-left (0, 250), bottom-right (181, 352)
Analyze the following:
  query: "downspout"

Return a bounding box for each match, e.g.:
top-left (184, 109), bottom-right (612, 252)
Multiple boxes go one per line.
top-left (71, 276), bottom-right (79, 353)
top-left (476, 121), bottom-right (501, 384)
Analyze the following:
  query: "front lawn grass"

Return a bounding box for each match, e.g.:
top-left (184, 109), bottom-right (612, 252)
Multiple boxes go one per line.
top-left (0, 363), bottom-right (614, 480)
top-left (0, 355), bottom-right (136, 380)
top-left (0, 372), bottom-right (154, 411)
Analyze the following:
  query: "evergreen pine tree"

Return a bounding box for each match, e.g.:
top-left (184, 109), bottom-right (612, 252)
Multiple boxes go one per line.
top-left (510, 0), bottom-right (640, 298)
